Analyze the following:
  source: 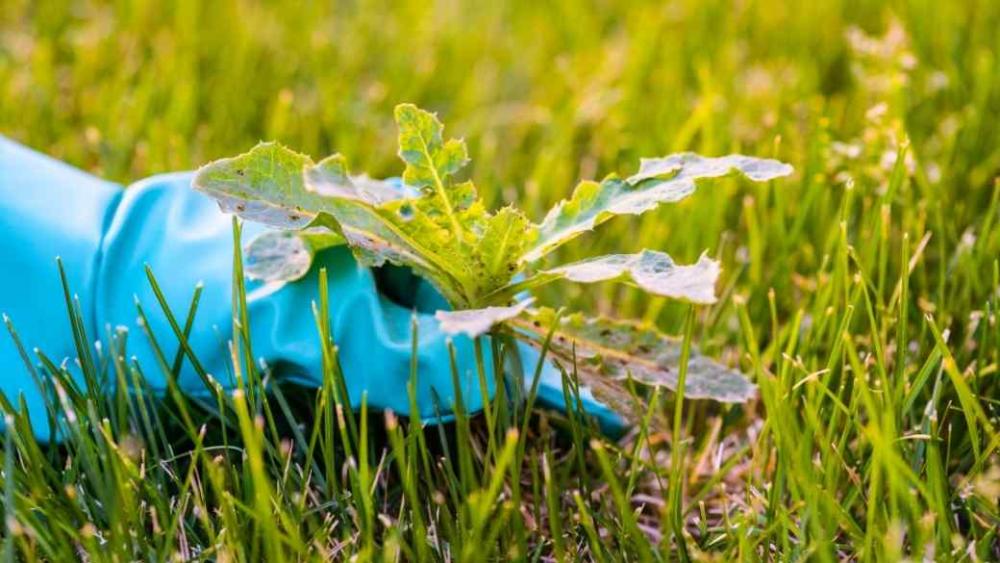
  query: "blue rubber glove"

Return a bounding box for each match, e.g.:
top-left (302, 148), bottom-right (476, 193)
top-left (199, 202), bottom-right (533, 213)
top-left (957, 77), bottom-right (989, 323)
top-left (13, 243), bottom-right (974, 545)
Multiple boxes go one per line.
top-left (0, 136), bottom-right (626, 439)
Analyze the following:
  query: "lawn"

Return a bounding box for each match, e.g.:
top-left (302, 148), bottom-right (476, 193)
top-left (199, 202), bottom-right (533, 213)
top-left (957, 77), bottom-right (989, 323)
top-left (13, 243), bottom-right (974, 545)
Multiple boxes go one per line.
top-left (1, 0), bottom-right (999, 560)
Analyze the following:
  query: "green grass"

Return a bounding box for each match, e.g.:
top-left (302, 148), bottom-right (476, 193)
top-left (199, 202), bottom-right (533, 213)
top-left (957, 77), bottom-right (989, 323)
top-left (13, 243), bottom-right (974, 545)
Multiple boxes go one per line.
top-left (2, 0), bottom-right (1000, 560)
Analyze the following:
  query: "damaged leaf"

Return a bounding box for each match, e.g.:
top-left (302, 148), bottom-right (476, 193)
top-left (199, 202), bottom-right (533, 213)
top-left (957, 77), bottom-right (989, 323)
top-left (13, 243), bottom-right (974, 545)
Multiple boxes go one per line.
top-left (523, 153), bottom-right (793, 262)
top-left (304, 153), bottom-right (418, 204)
top-left (436, 298), bottom-right (535, 338)
top-left (193, 141), bottom-right (325, 228)
top-left (488, 250), bottom-right (719, 304)
top-left (544, 250), bottom-right (720, 303)
top-left (308, 199), bottom-right (470, 305)
top-left (512, 308), bottom-right (756, 422)
top-left (307, 105), bottom-right (536, 306)
top-left (244, 230), bottom-right (344, 283)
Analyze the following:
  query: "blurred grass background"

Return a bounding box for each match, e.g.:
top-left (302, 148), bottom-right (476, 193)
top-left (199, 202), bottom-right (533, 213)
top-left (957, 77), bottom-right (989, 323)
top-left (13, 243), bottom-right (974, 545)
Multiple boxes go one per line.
top-left (2, 0), bottom-right (1000, 559)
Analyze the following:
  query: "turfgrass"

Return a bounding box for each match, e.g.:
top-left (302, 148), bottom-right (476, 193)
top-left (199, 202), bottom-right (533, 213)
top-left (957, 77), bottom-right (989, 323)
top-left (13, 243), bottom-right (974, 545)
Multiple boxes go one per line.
top-left (1, 0), bottom-right (999, 560)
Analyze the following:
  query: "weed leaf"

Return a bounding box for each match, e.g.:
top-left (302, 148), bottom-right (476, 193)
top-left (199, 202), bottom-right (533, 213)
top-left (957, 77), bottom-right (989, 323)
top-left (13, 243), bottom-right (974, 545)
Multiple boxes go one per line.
top-left (308, 202), bottom-right (470, 305)
top-left (305, 105), bottom-right (537, 305)
top-left (305, 153), bottom-right (418, 204)
top-left (193, 140), bottom-right (473, 303)
top-left (490, 251), bottom-right (720, 304)
top-left (436, 298), bottom-right (536, 337)
top-left (524, 153), bottom-right (793, 262)
top-left (546, 251), bottom-right (720, 303)
top-left (513, 308), bottom-right (756, 422)
top-left (479, 206), bottom-right (535, 284)
top-left (244, 230), bottom-right (344, 283)
top-left (394, 104), bottom-right (474, 240)
top-left (193, 141), bottom-right (326, 228)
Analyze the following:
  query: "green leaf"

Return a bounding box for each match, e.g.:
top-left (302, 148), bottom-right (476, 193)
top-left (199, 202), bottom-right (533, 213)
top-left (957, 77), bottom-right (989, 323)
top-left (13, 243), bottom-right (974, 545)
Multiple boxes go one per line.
top-left (546, 250), bottom-right (720, 303)
top-left (308, 200), bottom-right (470, 305)
top-left (309, 104), bottom-right (533, 305)
top-left (305, 154), bottom-right (418, 204)
top-left (524, 153), bottom-right (793, 262)
top-left (244, 230), bottom-right (344, 283)
top-left (435, 298), bottom-right (535, 338)
top-left (192, 141), bottom-right (325, 228)
top-left (479, 206), bottom-right (536, 287)
top-left (488, 250), bottom-right (719, 304)
top-left (395, 104), bottom-right (470, 186)
top-left (193, 141), bottom-right (473, 300)
top-left (303, 151), bottom-right (482, 301)
top-left (193, 143), bottom-right (417, 226)
top-left (513, 308), bottom-right (756, 423)
top-left (394, 103), bottom-right (473, 243)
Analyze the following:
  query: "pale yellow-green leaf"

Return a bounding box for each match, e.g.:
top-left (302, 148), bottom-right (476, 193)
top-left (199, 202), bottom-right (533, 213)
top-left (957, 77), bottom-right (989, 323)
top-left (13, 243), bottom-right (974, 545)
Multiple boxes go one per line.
top-left (435, 298), bottom-right (535, 338)
top-left (524, 153), bottom-right (793, 262)
top-left (192, 141), bottom-right (324, 228)
top-left (487, 250), bottom-right (719, 304)
top-left (545, 251), bottom-right (720, 303)
top-left (513, 308), bottom-right (756, 424)
top-left (305, 153), bottom-right (418, 204)
top-left (244, 230), bottom-right (344, 283)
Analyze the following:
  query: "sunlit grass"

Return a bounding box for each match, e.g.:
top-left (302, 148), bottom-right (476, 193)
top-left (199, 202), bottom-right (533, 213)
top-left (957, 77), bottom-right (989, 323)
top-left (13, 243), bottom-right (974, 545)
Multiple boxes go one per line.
top-left (1, 0), bottom-right (999, 559)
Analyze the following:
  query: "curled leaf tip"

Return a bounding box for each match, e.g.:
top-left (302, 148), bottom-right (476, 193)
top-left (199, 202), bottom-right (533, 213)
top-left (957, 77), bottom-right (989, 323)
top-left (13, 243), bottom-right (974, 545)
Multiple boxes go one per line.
top-left (436, 298), bottom-right (535, 338)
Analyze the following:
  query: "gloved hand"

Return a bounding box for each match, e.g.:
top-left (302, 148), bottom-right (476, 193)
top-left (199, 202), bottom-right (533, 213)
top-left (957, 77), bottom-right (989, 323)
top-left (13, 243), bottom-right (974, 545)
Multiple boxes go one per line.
top-left (0, 136), bottom-right (626, 440)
